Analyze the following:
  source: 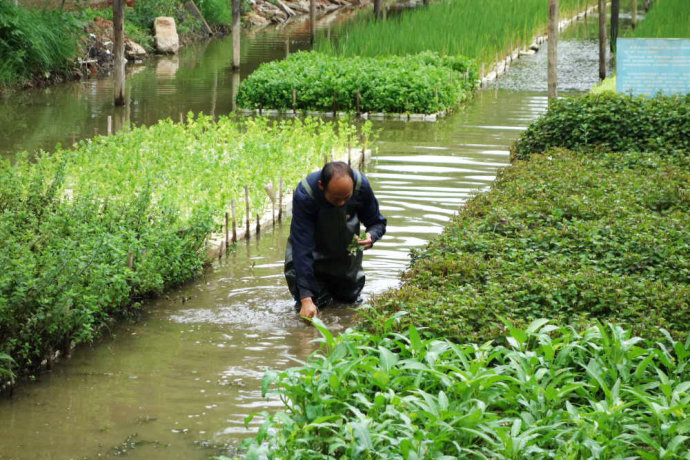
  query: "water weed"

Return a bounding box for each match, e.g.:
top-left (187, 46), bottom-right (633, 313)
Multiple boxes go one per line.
top-left (238, 319), bottom-right (690, 458)
top-left (626, 0), bottom-right (690, 38)
top-left (237, 51), bottom-right (477, 114)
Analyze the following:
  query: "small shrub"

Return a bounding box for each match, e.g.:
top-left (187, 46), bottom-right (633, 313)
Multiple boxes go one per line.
top-left (511, 93), bottom-right (690, 161)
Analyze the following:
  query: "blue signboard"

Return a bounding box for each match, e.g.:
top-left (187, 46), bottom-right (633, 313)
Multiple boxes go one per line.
top-left (617, 38), bottom-right (690, 96)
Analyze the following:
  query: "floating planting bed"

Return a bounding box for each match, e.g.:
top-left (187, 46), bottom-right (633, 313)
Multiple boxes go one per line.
top-left (0, 114), bottom-right (370, 382)
top-left (236, 51), bottom-right (478, 119)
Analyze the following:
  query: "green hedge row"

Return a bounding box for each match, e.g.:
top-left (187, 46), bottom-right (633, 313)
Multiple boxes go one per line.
top-left (511, 93), bottom-right (690, 161)
top-left (236, 51), bottom-right (478, 114)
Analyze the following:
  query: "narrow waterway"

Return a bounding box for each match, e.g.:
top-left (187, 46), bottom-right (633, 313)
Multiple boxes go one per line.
top-left (0, 10), bottom-right (631, 460)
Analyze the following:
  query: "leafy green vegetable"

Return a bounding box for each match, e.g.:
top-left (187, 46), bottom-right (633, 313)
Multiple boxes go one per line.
top-left (347, 231), bottom-right (367, 256)
top-left (237, 51), bottom-right (477, 114)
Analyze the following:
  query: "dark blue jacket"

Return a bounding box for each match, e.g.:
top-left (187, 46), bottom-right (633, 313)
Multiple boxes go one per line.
top-left (289, 171), bottom-right (387, 299)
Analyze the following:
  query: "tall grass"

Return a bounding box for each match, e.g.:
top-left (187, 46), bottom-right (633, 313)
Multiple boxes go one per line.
top-left (316, 0), bottom-right (585, 69)
top-left (0, 1), bottom-right (81, 87)
top-left (627, 0), bottom-right (690, 38)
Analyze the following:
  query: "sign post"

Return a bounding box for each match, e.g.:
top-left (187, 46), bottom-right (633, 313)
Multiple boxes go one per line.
top-left (617, 39), bottom-right (690, 96)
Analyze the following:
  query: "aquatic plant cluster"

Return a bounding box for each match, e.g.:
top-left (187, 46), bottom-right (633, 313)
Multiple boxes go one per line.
top-left (512, 93), bottom-right (690, 160)
top-left (0, 115), bottom-right (367, 381)
top-left (237, 93), bottom-right (690, 457)
top-left (239, 319), bottom-right (690, 459)
top-left (237, 51), bottom-right (477, 114)
top-left (626, 0), bottom-right (690, 38)
top-left (315, 0), bottom-right (584, 69)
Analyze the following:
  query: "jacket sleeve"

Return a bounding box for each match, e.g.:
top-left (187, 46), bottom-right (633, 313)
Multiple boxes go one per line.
top-left (290, 185), bottom-right (320, 299)
top-left (357, 175), bottom-right (387, 243)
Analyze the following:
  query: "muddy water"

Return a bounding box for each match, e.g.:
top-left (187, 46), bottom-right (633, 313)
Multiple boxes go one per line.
top-left (0, 8), bottom-right (623, 460)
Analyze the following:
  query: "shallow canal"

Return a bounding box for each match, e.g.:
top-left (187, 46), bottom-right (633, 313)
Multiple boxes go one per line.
top-left (0, 10), bottom-right (628, 460)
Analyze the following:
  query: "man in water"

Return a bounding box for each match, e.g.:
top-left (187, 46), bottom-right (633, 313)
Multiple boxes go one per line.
top-left (284, 161), bottom-right (387, 319)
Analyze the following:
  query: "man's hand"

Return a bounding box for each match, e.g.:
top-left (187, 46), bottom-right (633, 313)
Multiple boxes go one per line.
top-left (358, 232), bottom-right (374, 250)
top-left (299, 297), bottom-right (318, 318)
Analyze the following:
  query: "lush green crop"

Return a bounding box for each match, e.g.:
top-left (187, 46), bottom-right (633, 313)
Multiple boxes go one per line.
top-left (511, 93), bottom-right (690, 161)
top-left (236, 51), bottom-right (478, 114)
top-left (315, 0), bottom-right (584, 69)
top-left (236, 318), bottom-right (690, 458)
top-left (365, 148), bottom-right (690, 343)
top-left (0, 114), bottom-right (367, 382)
top-left (626, 0), bottom-right (690, 38)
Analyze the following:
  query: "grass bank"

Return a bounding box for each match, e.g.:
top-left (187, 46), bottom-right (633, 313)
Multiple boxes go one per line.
top-left (237, 51), bottom-right (477, 114)
top-left (0, 115), bottom-right (367, 384)
top-left (233, 93), bottom-right (690, 458)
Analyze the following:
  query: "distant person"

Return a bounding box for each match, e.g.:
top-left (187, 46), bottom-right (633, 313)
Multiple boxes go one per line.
top-left (284, 161), bottom-right (387, 319)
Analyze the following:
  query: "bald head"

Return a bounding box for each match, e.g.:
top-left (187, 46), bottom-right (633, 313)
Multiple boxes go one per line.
top-left (318, 161), bottom-right (354, 207)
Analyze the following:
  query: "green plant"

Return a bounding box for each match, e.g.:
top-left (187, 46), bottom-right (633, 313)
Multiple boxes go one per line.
top-left (0, 2), bottom-right (81, 87)
top-left (511, 93), bottom-right (690, 161)
top-left (0, 114), bottom-right (368, 382)
top-left (237, 51), bottom-right (478, 114)
top-left (347, 231), bottom-right (367, 255)
top-left (626, 0), bottom-right (690, 38)
top-left (315, 0), bottom-right (584, 70)
top-left (240, 318), bottom-right (690, 458)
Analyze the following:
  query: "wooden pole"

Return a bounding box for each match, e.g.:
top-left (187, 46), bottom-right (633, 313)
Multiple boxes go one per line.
top-left (310, 0), bottom-right (316, 43)
top-left (107, 116), bottom-right (112, 135)
top-left (256, 213), bottom-right (260, 234)
top-left (374, 0), bottom-right (381, 19)
top-left (244, 185), bottom-right (250, 239)
top-left (632, 0), bottom-right (637, 29)
top-left (355, 90), bottom-right (361, 117)
top-left (278, 178), bottom-right (283, 221)
top-left (598, 0), bottom-right (607, 80)
top-left (128, 251), bottom-right (133, 270)
top-left (548, 0), bottom-right (559, 101)
top-left (232, 0), bottom-right (241, 69)
top-left (285, 34), bottom-right (290, 58)
top-left (231, 199), bottom-right (237, 242)
top-left (332, 91), bottom-right (338, 117)
top-left (231, 70), bottom-right (240, 112)
top-left (112, 0), bottom-right (126, 107)
top-left (609, 0), bottom-right (620, 54)
top-left (225, 212), bottom-right (230, 251)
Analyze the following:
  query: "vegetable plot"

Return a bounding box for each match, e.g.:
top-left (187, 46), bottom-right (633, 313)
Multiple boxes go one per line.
top-left (236, 51), bottom-right (478, 115)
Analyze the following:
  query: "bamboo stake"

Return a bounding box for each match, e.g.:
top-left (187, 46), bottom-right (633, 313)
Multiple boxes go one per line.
top-left (231, 199), bottom-right (237, 242)
top-left (244, 185), bottom-right (250, 239)
top-left (225, 212), bottom-right (230, 252)
top-left (278, 178), bottom-right (283, 221)
top-left (113, 0), bottom-right (125, 107)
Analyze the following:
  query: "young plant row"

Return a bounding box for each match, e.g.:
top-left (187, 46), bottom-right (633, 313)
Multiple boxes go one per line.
top-left (236, 51), bottom-right (478, 115)
top-left (625, 0), bottom-right (690, 38)
top-left (236, 318), bottom-right (690, 458)
top-left (315, 0), bottom-right (585, 71)
top-left (0, 114), bottom-right (366, 382)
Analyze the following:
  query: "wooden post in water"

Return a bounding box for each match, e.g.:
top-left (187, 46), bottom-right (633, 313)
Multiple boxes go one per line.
top-left (310, 0), bottom-right (316, 43)
top-left (244, 186), bottom-right (250, 239)
top-left (231, 70), bottom-right (240, 112)
top-left (609, 0), bottom-right (620, 54)
top-left (632, 0), bottom-right (637, 29)
top-left (113, 0), bottom-right (126, 107)
top-left (548, 0), bottom-right (559, 101)
top-left (225, 212), bottom-right (230, 252)
top-left (232, 0), bottom-right (241, 69)
top-left (292, 88), bottom-right (297, 111)
top-left (231, 199), bottom-right (237, 242)
top-left (278, 178), bottom-right (283, 222)
top-left (332, 91), bottom-right (338, 117)
top-left (256, 213), bottom-right (260, 234)
top-left (285, 34), bottom-right (290, 58)
top-left (598, 0), bottom-right (607, 80)
top-left (374, 0), bottom-right (381, 20)
top-left (107, 116), bottom-right (112, 135)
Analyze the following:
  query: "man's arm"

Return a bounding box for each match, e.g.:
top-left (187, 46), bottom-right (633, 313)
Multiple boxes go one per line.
top-left (357, 175), bottom-right (387, 244)
top-left (290, 186), bottom-right (320, 302)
